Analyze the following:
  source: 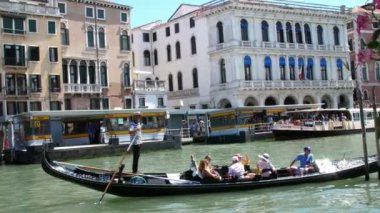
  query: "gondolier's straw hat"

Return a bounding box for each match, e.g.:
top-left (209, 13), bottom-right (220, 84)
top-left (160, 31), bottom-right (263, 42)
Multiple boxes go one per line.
top-left (133, 111), bottom-right (141, 117)
top-left (258, 153), bottom-right (270, 162)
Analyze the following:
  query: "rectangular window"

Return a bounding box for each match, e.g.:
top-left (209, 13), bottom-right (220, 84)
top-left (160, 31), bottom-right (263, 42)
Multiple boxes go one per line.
top-left (97, 9), bottom-right (105, 20)
top-left (58, 2), bottom-right (66, 14)
top-left (30, 102), bottom-right (42, 111)
top-left (139, 97), bottom-right (145, 108)
top-left (6, 102), bottom-right (16, 115)
top-left (201, 104), bottom-right (209, 109)
top-left (3, 16), bottom-right (25, 34)
top-left (0, 74), bottom-right (2, 93)
top-left (157, 97), bottom-right (164, 107)
top-left (28, 19), bottom-right (37, 33)
top-left (102, 98), bottom-right (109, 110)
top-left (49, 47), bottom-right (58, 62)
top-left (64, 99), bottom-right (71, 110)
top-left (5, 73), bottom-right (16, 95)
top-left (175, 23), bottom-right (179, 33)
top-left (166, 27), bottom-right (170, 37)
top-left (121, 12), bottom-right (128, 22)
top-left (4, 44), bottom-right (26, 66)
top-left (153, 32), bottom-right (157, 42)
top-left (29, 46), bottom-right (40, 61)
top-left (50, 101), bottom-right (61, 111)
top-left (86, 7), bottom-right (94, 18)
top-left (49, 75), bottom-right (61, 92)
top-left (190, 17), bottom-right (195, 28)
top-left (30, 74), bottom-right (41, 93)
top-left (90, 98), bottom-right (100, 110)
top-left (0, 102), bottom-right (3, 117)
top-left (18, 102), bottom-right (28, 113)
top-left (48, 21), bottom-right (56, 34)
top-left (125, 98), bottom-right (132, 109)
top-left (16, 74), bottom-right (27, 95)
top-left (143, 33), bottom-right (150, 42)
top-left (373, 22), bottom-right (380, 29)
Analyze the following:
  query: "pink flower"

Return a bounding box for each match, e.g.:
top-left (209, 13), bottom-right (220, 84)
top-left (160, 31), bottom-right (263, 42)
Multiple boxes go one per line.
top-left (374, 0), bottom-right (380, 9)
top-left (357, 49), bottom-right (373, 64)
top-left (356, 14), bottom-right (370, 33)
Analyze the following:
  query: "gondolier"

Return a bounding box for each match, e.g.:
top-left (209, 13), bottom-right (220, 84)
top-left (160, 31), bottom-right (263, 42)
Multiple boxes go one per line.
top-left (130, 112), bottom-right (142, 173)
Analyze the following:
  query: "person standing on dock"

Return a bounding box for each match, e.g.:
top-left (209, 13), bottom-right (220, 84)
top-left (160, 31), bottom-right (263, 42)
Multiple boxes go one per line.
top-left (129, 112), bottom-right (142, 173)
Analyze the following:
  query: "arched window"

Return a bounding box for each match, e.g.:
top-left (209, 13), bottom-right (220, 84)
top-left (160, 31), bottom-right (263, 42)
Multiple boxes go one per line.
top-left (376, 62), bottom-right (380, 81)
top-left (244, 56), bottom-right (252, 80)
top-left (120, 30), bottom-right (130, 51)
top-left (317, 25), bottom-right (323, 45)
top-left (168, 74), bottom-right (173, 91)
top-left (337, 58), bottom-right (343, 80)
top-left (191, 36), bottom-right (197, 55)
top-left (298, 57), bottom-right (304, 80)
top-left (306, 58), bottom-right (313, 80)
top-left (98, 27), bottom-right (105, 48)
top-left (89, 61), bottom-right (96, 84)
top-left (295, 23), bottom-right (302, 43)
top-left (220, 59), bottom-right (226, 83)
top-left (289, 57), bottom-right (295, 80)
top-left (144, 50), bottom-right (151, 66)
top-left (175, 41), bottom-right (181, 59)
top-left (241, 19), bottom-right (249, 41)
top-left (264, 56), bottom-right (272, 80)
top-left (100, 62), bottom-right (108, 86)
top-left (262, 21), bottom-right (269, 42)
top-left (79, 61), bottom-right (87, 84)
top-left (69, 60), bottom-right (78, 84)
top-left (177, 72), bottom-right (183, 90)
top-left (333, 26), bottom-right (340, 46)
top-left (361, 63), bottom-right (368, 81)
top-left (286, 22), bottom-right (293, 43)
top-left (304, 24), bottom-right (312, 44)
top-left (320, 58), bottom-right (327, 80)
top-left (279, 57), bottom-right (286, 80)
top-left (153, 49), bottom-right (158, 65)
top-left (217, 22), bottom-right (224, 43)
top-left (167, 45), bottom-right (172, 62)
top-left (87, 26), bottom-right (94, 47)
top-left (61, 23), bottom-right (69, 45)
top-left (123, 63), bottom-right (130, 87)
top-left (192, 68), bottom-right (198, 88)
top-left (276, 22), bottom-right (284, 43)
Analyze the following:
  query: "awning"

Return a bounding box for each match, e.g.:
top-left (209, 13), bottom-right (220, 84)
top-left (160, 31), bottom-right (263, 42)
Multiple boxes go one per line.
top-left (244, 56), bottom-right (251, 65)
top-left (320, 58), bottom-right (327, 66)
top-left (298, 57), bottom-right (304, 66)
top-left (264, 56), bottom-right (272, 67)
top-left (289, 57), bottom-right (295, 66)
top-left (279, 57), bottom-right (286, 66)
top-left (336, 58), bottom-right (343, 67)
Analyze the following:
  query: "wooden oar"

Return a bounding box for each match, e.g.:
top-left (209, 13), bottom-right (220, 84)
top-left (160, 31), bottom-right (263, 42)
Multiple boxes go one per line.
top-left (97, 134), bottom-right (138, 204)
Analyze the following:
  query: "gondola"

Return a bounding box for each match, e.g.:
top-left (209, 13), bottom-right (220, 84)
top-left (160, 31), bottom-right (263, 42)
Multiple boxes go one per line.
top-left (41, 151), bottom-right (379, 197)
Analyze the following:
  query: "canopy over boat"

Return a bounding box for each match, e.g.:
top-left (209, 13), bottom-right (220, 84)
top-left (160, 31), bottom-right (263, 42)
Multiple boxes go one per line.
top-left (41, 151), bottom-right (378, 197)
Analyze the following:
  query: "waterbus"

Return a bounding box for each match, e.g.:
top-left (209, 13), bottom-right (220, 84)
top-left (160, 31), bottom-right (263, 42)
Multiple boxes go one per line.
top-left (272, 108), bottom-right (380, 140)
top-left (207, 104), bottom-right (321, 143)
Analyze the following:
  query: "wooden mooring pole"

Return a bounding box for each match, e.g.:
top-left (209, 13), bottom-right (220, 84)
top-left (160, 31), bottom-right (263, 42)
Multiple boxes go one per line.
top-left (357, 87), bottom-right (370, 181)
top-left (372, 86), bottom-right (380, 179)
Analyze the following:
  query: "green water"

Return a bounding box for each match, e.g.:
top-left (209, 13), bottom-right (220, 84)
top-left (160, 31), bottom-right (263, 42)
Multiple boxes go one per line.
top-left (1, 133), bottom-right (380, 212)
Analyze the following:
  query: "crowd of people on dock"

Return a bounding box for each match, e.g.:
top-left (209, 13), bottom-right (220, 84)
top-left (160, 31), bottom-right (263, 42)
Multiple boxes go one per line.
top-left (190, 146), bottom-right (316, 182)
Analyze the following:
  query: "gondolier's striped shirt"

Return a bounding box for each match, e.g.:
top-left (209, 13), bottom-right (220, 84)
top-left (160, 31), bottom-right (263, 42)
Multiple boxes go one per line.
top-left (129, 121), bottom-right (142, 145)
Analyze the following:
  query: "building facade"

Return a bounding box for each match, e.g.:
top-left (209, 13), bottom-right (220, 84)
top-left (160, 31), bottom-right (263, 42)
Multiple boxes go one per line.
top-left (59, 0), bottom-right (133, 110)
top-left (132, 0), bottom-right (355, 109)
top-left (348, 6), bottom-right (380, 108)
top-left (0, 0), bottom-right (62, 116)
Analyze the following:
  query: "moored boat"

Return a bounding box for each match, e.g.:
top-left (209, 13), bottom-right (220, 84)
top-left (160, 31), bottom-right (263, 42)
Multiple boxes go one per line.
top-left (41, 150), bottom-right (378, 197)
top-left (272, 108), bottom-right (378, 140)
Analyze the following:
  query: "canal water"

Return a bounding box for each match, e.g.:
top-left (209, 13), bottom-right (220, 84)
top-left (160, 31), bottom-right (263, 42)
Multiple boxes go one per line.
top-left (1, 133), bottom-right (380, 212)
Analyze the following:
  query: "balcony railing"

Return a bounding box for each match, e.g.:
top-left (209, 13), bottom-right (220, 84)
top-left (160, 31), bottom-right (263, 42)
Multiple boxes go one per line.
top-left (133, 80), bottom-right (165, 93)
top-left (211, 80), bottom-right (355, 92)
top-left (64, 84), bottom-right (101, 94)
top-left (168, 88), bottom-right (200, 99)
top-left (0, 1), bottom-right (59, 16)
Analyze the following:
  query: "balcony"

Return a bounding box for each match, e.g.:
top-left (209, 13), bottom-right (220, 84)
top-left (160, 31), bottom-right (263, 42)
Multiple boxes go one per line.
top-left (133, 80), bottom-right (165, 94)
top-left (64, 84), bottom-right (101, 94)
top-left (211, 80), bottom-right (355, 92)
top-left (0, 1), bottom-right (59, 16)
top-left (168, 88), bottom-right (199, 99)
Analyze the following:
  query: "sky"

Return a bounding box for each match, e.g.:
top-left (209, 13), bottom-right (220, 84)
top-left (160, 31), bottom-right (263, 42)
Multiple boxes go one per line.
top-left (114, 0), bottom-right (370, 28)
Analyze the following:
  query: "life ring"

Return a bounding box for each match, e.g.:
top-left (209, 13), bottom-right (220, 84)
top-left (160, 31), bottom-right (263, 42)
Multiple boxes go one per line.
top-left (129, 176), bottom-right (147, 184)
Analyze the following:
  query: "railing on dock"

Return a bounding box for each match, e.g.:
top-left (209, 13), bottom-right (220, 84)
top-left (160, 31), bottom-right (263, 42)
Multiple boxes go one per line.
top-left (165, 128), bottom-right (192, 139)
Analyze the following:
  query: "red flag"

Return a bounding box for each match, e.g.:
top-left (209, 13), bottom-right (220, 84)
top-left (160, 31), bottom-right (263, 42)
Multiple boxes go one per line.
top-left (298, 67), bottom-right (303, 80)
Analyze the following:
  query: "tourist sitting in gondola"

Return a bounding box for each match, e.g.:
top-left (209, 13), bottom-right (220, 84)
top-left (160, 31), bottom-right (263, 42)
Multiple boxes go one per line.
top-left (198, 158), bottom-right (222, 182)
top-left (228, 155), bottom-right (256, 180)
top-left (257, 153), bottom-right (277, 179)
top-left (288, 146), bottom-right (316, 176)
